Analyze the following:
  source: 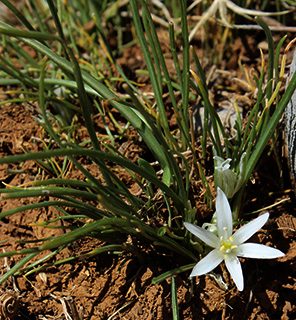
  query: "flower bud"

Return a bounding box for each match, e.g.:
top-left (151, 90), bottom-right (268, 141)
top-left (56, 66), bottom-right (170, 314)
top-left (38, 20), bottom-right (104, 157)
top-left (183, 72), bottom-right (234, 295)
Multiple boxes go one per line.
top-left (213, 152), bottom-right (246, 199)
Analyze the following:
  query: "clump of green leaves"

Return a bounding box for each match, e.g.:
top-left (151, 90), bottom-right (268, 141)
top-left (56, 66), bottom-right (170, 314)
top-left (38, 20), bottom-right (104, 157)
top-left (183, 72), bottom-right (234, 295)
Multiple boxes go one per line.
top-left (0, 0), bottom-right (294, 298)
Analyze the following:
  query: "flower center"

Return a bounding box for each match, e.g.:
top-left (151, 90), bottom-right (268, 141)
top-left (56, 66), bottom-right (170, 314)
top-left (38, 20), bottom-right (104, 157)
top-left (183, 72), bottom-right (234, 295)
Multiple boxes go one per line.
top-left (220, 236), bottom-right (237, 254)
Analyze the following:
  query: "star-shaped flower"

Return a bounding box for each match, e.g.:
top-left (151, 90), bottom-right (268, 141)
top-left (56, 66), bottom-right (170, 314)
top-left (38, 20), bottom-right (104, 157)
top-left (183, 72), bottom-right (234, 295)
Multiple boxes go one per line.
top-left (184, 188), bottom-right (284, 291)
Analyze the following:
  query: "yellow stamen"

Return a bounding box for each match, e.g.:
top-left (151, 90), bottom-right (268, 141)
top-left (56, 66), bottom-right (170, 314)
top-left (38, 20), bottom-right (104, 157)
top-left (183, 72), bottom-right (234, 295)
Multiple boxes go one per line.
top-left (220, 237), bottom-right (237, 253)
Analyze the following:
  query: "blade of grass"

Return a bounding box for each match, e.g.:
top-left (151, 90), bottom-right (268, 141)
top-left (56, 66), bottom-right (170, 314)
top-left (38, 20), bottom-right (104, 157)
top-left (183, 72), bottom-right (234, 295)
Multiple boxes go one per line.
top-left (0, 0), bottom-right (36, 31)
top-left (152, 263), bottom-right (196, 284)
top-left (0, 252), bottom-right (39, 285)
top-left (171, 276), bottom-right (180, 320)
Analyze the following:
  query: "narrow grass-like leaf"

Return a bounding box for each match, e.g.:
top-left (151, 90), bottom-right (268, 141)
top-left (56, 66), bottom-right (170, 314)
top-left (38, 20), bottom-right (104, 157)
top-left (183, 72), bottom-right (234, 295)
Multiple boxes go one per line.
top-left (0, 148), bottom-right (184, 211)
top-left (246, 57), bottom-right (296, 179)
top-left (0, 0), bottom-right (36, 31)
top-left (152, 263), bottom-right (196, 284)
top-left (0, 253), bottom-right (39, 285)
top-left (22, 244), bottom-right (124, 277)
top-left (0, 199), bottom-right (107, 221)
top-left (171, 276), bottom-right (180, 320)
top-left (178, 0), bottom-right (190, 119)
top-left (255, 17), bottom-right (274, 100)
top-left (1, 186), bottom-right (100, 202)
top-left (129, 0), bottom-right (174, 146)
top-left (0, 21), bottom-right (60, 41)
top-left (47, 0), bottom-right (70, 60)
top-left (169, 23), bottom-right (183, 90)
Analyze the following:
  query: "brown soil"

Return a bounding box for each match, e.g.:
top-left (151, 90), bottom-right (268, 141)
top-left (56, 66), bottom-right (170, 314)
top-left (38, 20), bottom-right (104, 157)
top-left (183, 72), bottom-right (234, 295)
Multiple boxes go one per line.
top-left (1, 24), bottom-right (296, 320)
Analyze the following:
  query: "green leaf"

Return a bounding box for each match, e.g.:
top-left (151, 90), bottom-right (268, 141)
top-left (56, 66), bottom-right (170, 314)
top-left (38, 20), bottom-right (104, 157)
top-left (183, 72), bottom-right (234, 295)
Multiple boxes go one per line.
top-left (163, 166), bottom-right (172, 186)
top-left (138, 158), bottom-right (157, 177)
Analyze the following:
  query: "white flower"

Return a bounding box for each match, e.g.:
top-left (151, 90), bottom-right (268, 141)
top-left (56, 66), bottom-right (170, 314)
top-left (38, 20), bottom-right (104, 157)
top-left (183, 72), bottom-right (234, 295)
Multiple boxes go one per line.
top-left (214, 152), bottom-right (246, 199)
top-left (184, 188), bottom-right (285, 291)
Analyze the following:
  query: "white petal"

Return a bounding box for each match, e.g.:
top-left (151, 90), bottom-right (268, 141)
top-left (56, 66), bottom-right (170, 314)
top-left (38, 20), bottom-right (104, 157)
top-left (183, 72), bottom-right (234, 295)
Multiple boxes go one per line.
top-left (233, 213), bottom-right (269, 244)
top-left (235, 243), bottom-right (285, 259)
top-left (216, 188), bottom-right (233, 238)
top-left (190, 249), bottom-right (223, 277)
top-left (225, 253), bottom-right (244, 291)
top-left (184, 222), bottom-right (220, 248)
top-left (214, 156), bottom-right (231, 170)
